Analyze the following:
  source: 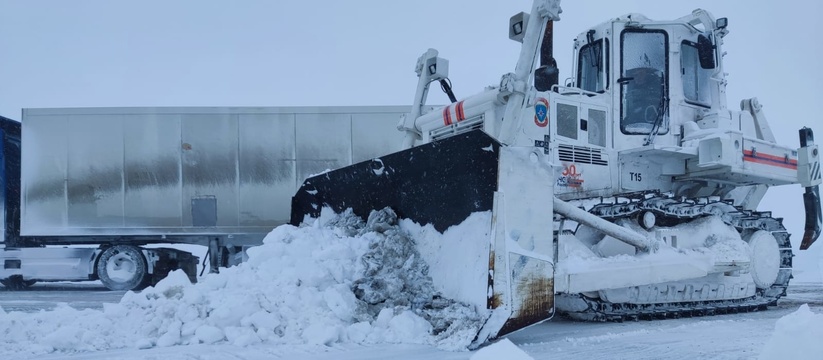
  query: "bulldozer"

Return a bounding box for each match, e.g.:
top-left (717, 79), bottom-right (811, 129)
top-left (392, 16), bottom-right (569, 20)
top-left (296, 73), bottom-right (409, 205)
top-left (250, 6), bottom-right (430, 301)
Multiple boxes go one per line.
top-left (290, 0), bottom-right (821, 347)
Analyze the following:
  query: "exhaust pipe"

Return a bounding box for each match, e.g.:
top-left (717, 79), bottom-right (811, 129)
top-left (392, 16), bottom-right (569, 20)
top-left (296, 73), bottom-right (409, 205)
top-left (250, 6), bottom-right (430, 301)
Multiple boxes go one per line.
top-left (799, 127), bottom-right (822, 250)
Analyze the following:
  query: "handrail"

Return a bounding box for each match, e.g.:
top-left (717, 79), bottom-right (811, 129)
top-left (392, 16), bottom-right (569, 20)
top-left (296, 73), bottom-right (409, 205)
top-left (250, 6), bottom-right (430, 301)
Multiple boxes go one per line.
top-left (550, 85), bottom-right (603, 97)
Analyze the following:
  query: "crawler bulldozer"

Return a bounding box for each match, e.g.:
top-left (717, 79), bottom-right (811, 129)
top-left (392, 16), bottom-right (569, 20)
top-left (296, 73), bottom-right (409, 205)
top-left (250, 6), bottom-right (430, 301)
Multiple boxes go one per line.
top-left (291, 0), bottom-right (821, 346)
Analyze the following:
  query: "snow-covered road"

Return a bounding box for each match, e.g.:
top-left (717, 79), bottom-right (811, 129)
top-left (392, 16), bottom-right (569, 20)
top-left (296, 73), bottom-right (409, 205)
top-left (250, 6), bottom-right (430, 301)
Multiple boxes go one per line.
top-left (4, 282), bottom-right (820, 360)
top-left (0, 282), bottom-right (125, 312)
top-left (509, 282), bottom-right (823, 360)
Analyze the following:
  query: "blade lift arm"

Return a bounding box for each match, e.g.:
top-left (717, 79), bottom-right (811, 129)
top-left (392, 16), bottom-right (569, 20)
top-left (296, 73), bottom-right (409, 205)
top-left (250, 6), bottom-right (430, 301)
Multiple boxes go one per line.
top-left (400, 1), bottom-right (562, 149)
top-left (400, 49), bottom-right (457, 149)
top-left (498, 0), bottom-right (562, 145)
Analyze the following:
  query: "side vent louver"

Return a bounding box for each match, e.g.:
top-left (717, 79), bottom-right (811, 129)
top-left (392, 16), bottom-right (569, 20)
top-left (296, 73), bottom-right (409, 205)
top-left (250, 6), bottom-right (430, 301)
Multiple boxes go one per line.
top-left (558, 144), bottom-right (608, 166)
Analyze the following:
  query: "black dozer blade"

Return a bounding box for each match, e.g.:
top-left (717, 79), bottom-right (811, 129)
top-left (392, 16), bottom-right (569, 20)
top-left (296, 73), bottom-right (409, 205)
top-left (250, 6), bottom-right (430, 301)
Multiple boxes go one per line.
top-left (800, 127), bottom-right (822, 250)
top-left (290, 130), bottom-right (500, 232)
top-left (290, 129), bottom-right (558, 347)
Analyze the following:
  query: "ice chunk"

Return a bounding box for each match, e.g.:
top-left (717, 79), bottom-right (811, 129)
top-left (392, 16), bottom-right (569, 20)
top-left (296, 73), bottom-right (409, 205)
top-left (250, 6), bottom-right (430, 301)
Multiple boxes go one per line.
top-left (194, 325), bottom-right (225, 344)
top-left (471, 338), bottom-right (534, 360)
top-left (156, 321), bottom-right (182, 347)
top-left (759, 304), bottom-right (823, 360)
top-left (302, 322), bottom-right (340, 345)
top-left (388, 310), bottom-right (433, 344)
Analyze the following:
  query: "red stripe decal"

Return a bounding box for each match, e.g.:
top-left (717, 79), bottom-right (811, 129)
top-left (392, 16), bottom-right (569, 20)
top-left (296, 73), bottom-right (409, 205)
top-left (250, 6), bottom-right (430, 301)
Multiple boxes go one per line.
top-left (742, 150), bottom-right (798, 165)
top-left (744, 156), bottom-right (798, 170)
top-left (443, 106), bottom-right (452, 126)
top-left (456, 101), bottom-right (465, 122)
top-left (743, 150), bottom-right (797, 170)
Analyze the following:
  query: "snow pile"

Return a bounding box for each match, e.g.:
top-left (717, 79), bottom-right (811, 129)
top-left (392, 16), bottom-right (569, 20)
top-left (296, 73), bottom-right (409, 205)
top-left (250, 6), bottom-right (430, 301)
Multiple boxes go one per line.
top-left (346, 209), bottom-right (487, 350)
top-left (470, 339), bottom-right (534, 360)
top-left (400, 212), bottom-right (493, 313)
top-left (0, 208), bottom-right (487, 357)
top-left (759, 304), bottom-right (823, 360)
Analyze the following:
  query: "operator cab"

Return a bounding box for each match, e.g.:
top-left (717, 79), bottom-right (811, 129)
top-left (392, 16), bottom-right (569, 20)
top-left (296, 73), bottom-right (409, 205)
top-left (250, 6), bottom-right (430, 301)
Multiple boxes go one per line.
top-left (566, 11), bottom-right (727, 148)
top-left (539, 10), bottom-right (729, 198)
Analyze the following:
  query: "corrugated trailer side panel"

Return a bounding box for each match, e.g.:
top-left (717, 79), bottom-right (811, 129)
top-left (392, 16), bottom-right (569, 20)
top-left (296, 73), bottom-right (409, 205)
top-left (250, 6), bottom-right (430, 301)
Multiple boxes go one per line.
top-left (20, 107), bottom-right (408, 245)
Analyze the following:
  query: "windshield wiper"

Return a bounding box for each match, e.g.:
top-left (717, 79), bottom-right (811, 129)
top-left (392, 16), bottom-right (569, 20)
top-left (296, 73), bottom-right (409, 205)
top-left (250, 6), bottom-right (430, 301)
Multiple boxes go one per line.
top-left (586, 30), bottom-right (602, 72)
top-left (644, 95), bottom-right (669, 146)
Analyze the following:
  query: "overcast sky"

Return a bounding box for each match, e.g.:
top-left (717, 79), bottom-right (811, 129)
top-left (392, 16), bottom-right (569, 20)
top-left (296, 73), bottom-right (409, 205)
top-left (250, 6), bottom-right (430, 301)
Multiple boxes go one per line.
top-left (1, 0), bottom-right (821, 270)
top-left (2, 1), bottom-right (820, 117)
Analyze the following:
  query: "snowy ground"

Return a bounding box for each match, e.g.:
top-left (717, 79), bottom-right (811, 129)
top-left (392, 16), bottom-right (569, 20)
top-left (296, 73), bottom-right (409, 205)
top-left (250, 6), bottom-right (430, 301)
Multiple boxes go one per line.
top-left (1, 282), bottom-right (820, 360)
top-left (0, 282), bottom-right (124, 312)
top-left (1, 209), bottom-right (821, 360)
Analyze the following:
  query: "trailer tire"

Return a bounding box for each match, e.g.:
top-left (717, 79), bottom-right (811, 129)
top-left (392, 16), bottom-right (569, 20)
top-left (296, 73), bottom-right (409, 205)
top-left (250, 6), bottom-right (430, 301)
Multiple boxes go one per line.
top-left (0, 275), bottom-right (36, 290)
top-left (97, 245), bottom-right (150, 291)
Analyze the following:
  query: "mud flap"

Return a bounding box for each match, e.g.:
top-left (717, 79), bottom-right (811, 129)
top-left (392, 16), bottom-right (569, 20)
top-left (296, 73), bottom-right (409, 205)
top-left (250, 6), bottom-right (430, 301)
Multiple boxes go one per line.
top-left (290, 130), bottom-right (556, 346)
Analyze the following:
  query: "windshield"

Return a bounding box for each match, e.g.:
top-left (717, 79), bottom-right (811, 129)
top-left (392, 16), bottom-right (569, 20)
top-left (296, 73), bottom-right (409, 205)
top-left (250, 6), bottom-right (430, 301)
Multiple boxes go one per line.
top-left (620, 30), bottom-right (668, 135)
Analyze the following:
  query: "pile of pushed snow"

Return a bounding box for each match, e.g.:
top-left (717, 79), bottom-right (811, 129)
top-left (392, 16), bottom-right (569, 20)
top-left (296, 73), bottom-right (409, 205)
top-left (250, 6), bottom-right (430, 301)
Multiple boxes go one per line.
top-left (0, 208), bottom-right (486, 357)
top-left (759, 304), bottom-right (823, 359)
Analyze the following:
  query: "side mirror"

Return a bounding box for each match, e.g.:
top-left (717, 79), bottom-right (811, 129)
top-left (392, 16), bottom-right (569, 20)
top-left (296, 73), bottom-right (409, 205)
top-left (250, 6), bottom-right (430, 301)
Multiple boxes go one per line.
top-left (697, 34), bottom-right (716, 69)
top-left (535, 64), bottom-right (559, 92)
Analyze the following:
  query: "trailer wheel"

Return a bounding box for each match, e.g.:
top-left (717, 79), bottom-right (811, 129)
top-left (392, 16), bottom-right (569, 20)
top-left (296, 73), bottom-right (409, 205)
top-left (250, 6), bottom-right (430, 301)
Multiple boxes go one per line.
top-left (0, 275), bottom-right (36, 290)
top-left (97, 245), bottom-right (150, 291)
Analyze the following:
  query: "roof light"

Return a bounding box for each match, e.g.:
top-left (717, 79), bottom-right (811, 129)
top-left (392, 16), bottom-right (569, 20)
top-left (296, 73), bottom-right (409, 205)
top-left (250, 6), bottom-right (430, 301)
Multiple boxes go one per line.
top-left (513, 21), bottom-right (523, 36)
top-left (508, 12), bottom-right (529, 43)
top-left (716, 17), bottom-right (728, 29)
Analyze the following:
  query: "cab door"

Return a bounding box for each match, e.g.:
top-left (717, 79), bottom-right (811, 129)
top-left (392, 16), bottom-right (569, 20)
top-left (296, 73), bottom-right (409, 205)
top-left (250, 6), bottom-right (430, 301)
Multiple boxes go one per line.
top-left (551, 97), bottom-right (612, 198)
top-left (617, 29), bottom-right (669, 146)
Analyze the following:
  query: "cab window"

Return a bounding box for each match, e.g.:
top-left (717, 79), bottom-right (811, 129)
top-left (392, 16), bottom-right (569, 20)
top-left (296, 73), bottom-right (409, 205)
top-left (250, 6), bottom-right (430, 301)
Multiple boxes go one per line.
top-left (681, 41), bottom-right (712, 106)
top-left (578, 39), bottom-right (609, 93)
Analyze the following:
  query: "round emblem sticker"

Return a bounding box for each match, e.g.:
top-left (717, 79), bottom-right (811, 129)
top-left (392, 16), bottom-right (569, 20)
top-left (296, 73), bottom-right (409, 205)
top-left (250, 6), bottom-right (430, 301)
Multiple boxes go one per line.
top-left (534, 98), bottom-right (549, 127)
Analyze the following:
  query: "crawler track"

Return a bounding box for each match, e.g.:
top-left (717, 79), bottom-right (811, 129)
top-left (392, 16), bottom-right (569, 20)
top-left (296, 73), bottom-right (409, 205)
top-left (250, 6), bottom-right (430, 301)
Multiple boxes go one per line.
top-left (556, 192), bottom-right (793, 321)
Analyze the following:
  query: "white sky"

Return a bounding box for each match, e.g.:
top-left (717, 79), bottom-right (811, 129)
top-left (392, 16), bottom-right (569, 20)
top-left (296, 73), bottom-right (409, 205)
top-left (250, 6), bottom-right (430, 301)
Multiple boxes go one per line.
top-left (0, 0), bottom-right (821, 272)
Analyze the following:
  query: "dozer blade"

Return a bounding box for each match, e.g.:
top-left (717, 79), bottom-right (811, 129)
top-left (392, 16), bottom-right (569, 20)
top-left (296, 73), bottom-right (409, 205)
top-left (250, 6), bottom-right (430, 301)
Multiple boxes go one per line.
top-left (290, 129), bottom-right (556, 347)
